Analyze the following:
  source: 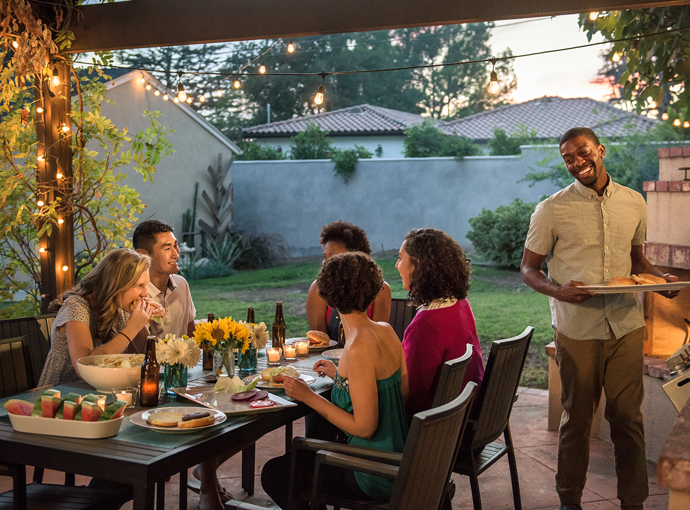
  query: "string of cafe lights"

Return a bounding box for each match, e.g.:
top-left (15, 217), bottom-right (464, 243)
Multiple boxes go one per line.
top-left (67, 19), bottom-right (690, 124)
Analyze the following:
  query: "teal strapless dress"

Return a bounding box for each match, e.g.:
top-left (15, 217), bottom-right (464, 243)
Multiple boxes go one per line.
top-left (330, 368), bottom-right (409, 501)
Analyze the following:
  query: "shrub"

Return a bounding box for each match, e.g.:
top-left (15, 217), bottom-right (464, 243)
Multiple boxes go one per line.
top-left (289, 121), bottom-right (333, 159)
top-left (179, 235), bottom-right (244, 280)
top-left (403, 120), bottom-right (481, 158)
top-left (235, 140), bottom-right (287, 161)
top-left (231, 230), bottom-right (290, 270)
top-left (466, 198), bottom-right (536, 269)
top-left (331, 144), bottom-right (373, 183)
top-left (488, 124), bottom-right (538, 156)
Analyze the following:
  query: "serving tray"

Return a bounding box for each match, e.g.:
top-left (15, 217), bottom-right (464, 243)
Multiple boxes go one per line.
top-left (577, 281), bottom-right (690, 294)
top-left (8, 413), bottom-right (124, 439)
top-left (173, 385), bottom-right (296, 414)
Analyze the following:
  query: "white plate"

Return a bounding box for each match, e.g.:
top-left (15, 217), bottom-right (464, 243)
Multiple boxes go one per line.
top-left (285, 337), bottom-right (337, 352)
top-left (578, 282), bottom-right (690, 294)
top-left (321, 349), bottom-right (345, 362)
top-left (243, 374), bottom-right (316, 391)
top-left (173, 386), bottom-right (297, 414)
top-left (129, 406), bottom-right (226, 433)
top-left (8, 413), bottom-right (124, 439)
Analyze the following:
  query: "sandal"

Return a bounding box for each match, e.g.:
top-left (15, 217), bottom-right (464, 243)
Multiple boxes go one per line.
top-left (187, 473), bottom-right (233, 503)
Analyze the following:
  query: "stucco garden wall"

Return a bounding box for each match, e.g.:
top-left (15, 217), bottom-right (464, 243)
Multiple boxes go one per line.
top-left (232, 145), bottom-right (561, 257)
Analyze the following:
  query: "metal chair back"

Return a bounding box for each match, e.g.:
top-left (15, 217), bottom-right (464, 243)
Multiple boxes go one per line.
top-left (388, 298), bottom-right (417, 341)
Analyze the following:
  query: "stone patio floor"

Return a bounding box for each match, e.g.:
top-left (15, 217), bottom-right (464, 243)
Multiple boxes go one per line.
top-left (1, 388), bottom-right (669, 509)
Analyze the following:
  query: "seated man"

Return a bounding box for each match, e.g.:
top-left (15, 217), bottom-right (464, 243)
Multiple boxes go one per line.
top-left (306, 221), bottom-right (391, 340)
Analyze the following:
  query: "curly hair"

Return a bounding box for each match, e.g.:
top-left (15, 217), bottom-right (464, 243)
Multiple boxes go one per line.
top-left (317, 252), bottom-right (383, 314)
top-left (133, 220), bottom-right (174, 253)
top-left (559, 127), bottom-right (600, 148)
top-left (319, 220), bottom-right (372, 254)
top-left (403, 228), bottom-right (470, 306)
top-left (54, 249), bottom-right (151, 343)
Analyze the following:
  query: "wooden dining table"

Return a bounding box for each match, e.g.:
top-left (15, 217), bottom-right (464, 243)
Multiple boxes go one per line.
top-left (0, 347), bottom-right (334, 510)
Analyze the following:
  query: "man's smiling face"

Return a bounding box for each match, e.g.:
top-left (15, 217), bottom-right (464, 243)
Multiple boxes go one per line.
top-left (560, 135), bottom-right (607, 191)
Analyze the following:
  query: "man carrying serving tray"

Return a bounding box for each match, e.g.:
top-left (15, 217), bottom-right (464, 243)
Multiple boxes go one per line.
top-left (520, 127), bottom-right (678, 510)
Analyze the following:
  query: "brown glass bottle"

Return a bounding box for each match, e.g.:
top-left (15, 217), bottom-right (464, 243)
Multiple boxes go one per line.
top-left (140, 335), bottom-right (160, 407)
top-left (202, 313), bottom-right (214, 370)
top-left (247, 307), bottom-right (255, 324)
top-left (272, 302), bottom-right (285, 350)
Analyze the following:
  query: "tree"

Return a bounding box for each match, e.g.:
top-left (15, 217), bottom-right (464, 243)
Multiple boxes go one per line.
top-left (488, 125), bottom-right (538, 156)
top-left (235, 140), bottom-right (287, 160)
top-left (289, 121), bottom-right (333, 159)
top-left (402, 120), bottom-right (481, 158)
top-left (579, 8), bottom-right (690, 123)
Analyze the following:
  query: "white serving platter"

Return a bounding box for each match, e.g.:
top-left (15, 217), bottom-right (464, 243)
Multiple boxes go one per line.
top-left (129, 406), bottom-right (226, 433)
top-left (8, 413), bottom-right (124, 439)
top-left (577, 281), bottom-right (690, 294)
top-left (321, 349), bottom-right (345, 362)
top-left (173, 386), bottom-right (296, 414)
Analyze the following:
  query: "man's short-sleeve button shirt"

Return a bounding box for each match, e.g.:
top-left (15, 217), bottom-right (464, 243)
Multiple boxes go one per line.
top-left (524, 179), bottom-right (646, 340)
top-left (147, 274), bottom-right (196, 338)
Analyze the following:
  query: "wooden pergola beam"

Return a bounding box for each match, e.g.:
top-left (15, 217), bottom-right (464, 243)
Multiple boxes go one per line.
top-left (68, 0), bottom-right (689, 52)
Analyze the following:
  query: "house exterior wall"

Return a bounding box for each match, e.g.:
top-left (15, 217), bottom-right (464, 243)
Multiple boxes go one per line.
top-left (232, 146), bottom-right (562, 257)
top-left (253, 135), bottom-right (406, 158)
top-left (97, 77), bottom-right (237, 242)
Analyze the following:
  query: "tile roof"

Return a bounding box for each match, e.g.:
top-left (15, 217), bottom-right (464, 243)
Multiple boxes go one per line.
top-left (242, 104), bottom-right (434, 138)
top-left (443, 96), bottom-right (657, 141)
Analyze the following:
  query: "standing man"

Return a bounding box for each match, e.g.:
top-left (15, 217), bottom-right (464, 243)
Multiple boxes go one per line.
top-left (520, 127), bottom-right (677, 510)
top-left (133, 220), bottom-right (196, 338)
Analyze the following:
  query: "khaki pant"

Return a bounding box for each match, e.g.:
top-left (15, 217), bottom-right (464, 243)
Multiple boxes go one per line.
top-left (554, 327), bottom-right (647, 509)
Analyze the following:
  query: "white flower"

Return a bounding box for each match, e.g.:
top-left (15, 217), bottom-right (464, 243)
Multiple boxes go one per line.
top-left (156, 334), bottom-right (201, 368)
top-left (180, 337), bottom-right (201, 368)
top-left (251, 322), bottom-right (269, 349)
top-left (156, 340), bottom-right (169, 364)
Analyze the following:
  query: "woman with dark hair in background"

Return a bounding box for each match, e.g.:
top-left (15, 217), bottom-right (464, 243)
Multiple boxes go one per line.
top-left (396, 228), bottom-right (484, 416)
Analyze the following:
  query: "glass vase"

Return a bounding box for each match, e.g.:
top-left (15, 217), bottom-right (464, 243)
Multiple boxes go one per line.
top-left (162, 362), bottom-right (188, 395)
top-left (213, 344), bottom-right (235, 379)
top-left (237, 345), bottom-right (258, 373)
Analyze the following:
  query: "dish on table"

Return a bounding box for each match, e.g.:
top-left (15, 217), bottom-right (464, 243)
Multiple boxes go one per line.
top-left (245, 373), bottom-right (315, 390)
top-left (76, 354), bottom-right (143, 392)
top-left (321, 349), bottom-right (345, 362)
top-left (129, 406), bottom-right (226, 433)
top-left (577, 281), bottom-right (690, 294)
top-left (7, 413), bottom-right (124, 439)
top-left (285, 337), bottom-right (337, 352)
top-left (174, 386), bottom-right (297, 414)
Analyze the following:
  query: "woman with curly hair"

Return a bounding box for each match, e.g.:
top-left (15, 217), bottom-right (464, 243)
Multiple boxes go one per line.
top-left (262, 252), bottom-right (408, 508)
top-left (396, 228), bottom-right (484, 416)
top-left (38, 249), bottom-right (165, 386)
top-left (306, 220), bottom-right (391, 340)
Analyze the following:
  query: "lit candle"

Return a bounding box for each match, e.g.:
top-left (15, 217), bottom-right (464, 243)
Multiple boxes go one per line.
top-left (267, 348), bottom-right (281, 365)
top-left (284, 344), bottom-right (296, 359)
top-left (114, 390), bottom-right (133, 406)
top-left (296, 340), bottom-right (309, 356)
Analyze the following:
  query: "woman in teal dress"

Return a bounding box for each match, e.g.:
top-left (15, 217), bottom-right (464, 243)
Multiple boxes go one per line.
top-left (261, 252), bottom-right (409, 508)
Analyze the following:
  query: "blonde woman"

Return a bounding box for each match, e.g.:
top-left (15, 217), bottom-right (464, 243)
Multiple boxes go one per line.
top-left (38, 248), bottom-right (165, 386)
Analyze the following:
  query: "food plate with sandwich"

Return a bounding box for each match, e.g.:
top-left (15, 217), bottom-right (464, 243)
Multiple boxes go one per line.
top-left (578, 273), bottom-right (690, 294)
top-left (247, 366), bottom-right (316, 390)
top-left (173, 384), bottom-right (297, 414)
top-left (130, 406), bottom-right (226, 433)
top-left (286, 331), bottom-right (337, 352)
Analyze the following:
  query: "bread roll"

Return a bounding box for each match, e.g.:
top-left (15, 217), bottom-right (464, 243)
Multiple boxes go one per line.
top-left (306, 330), bottom-right (330, 346)
top-left (147, 411), bottom-right (184, 427)
top-left (631, 273), bottom-right (666, 285)
top-left (608, 277), bottom-right (637, 286)
top-left (177, 412), bottom-right (215, 428)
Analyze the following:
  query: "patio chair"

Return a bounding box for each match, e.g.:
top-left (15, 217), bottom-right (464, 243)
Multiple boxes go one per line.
top-left (387, 298), bottom-right (417, 341)
top-left (0, 336), bottom-right (31, 399)
top-left (287, 382), bottom-right (478, 510)
top-left (432, 344), bottom-right (473, 408)
top-left (0, 314), bottom-right (55, 388)
top-left (451, 326), bottom-right (533, 510)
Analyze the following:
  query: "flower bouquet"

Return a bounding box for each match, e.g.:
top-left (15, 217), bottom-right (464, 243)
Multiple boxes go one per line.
top-left (156, 334), bottom-right (202, 394)
top-left (193, 316), bottom-right (252, 378)
top-left (237, 321), bottom-right (269, 372)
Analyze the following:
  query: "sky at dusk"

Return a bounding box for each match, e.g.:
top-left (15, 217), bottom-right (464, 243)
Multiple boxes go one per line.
top-left (489, 14), bottom-right (613, 104)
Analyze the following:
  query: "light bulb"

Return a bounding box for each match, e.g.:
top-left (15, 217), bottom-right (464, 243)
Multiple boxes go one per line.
top-left (685, 121), bottom-right (690, 129)
top-left (233, 80), bottom-right (241, 89)
top-left (177, 83), bottom-right (187, 102)
top-left (62, 265), bottom-right (68, 272)
top-left (163, 94), bottom-right (169, 101)
top-left (186, 97), bottom-right (192, 104)
top-left (140, 75), bottom-right (146, 84)
top-left (39, 247), bottom-right (46, 253)
top-left (154, 89), bottom-right (160, 96)
top-left (57, 218), bottom-right (64, 224)
top-left (287, 41), bottom-right (295, 53)
top-left (52, 68), bottom-right (60, 86)
top-left (37, 154), bottom-right (45, 162)
top-left (37, 200), bottom-right (45, 207)
top-left (674, 118), bottom-right (681, 127)
top-left (146, 84), bottom-right (152, 90)
top-left (56, 172), bottom-right (63, 179)
top-left (174, 97), bottom-right (179, 103)
top-left (612, 52), bottom-right (621, 62)
top-left (488, 70), bottom-right (499, 93)
top-left (589, 12), bottom-right (598, 21)
top-left (661, 112), bottom-right (669, 120)
top-left (259, 63), bottom-right (266, 74)
top-left (36, 107), bottom-right (43, 113)
top-left (61, 123), bottom-right (70, 133)
top-left (198, 95), bottom-right (205, 102)
top-left (12, 40), bottom-right (19, 49)
top-left (216, 89), bottom-right (222, 97)
top-left (314, 84), bottom-right (325, 105)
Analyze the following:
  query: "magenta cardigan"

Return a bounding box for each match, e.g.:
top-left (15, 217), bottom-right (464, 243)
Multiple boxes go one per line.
top-left (402, 299), bottom-right (484, 416)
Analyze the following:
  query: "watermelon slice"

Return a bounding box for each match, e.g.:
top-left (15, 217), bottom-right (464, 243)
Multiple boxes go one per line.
top-left (3, 399), bottom-right (34, 416)
top-left (31, 389), bottom-right (61, 417)
top-left (77, 401), bottom-right (103, 422)
top-left (98, 400), bottom-right (127, 421)
top-left (55, 393), bottom-right (83, 419)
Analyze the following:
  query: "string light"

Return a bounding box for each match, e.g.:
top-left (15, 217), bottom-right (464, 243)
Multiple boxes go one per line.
top-left (198, 95), bottom-right (206, 103)
top-left (61, 123), bottom-right (70, 133)
top-left (61, 265), bottom-right (68, 272)
top-left (259, 62), bottom-right (267, 74)
top-left (174, 97), bottom-right (180, 103)
top-left (57, 218), bottom-right (64, 225)
top-left (37, 154), bottom-right (45, 162)
top-left (685, 121), bottom-right (690, 129)
top-left (674, 118), bottom-right (681, 127)
top-left (56, 172), bottom-right (63, 179)
top-left (163, 93), bottom-right (169, 100)
top-left (287, 41), bottom-right (296, 53)
top-left (661, 112), bottom-right (669, 120)
top-left (39, 247), bottom-right (46, 253)
top-left (154, 89), bottom-right (160, 96)
top-left (140, 75), bottom-right (146, 84)
top-left (36, 107), bottom-right (43, 113)
top-left (12, 40), bottom-right (19, 49)
top-left (52, 67), bottom-right (60, 86)
top-left (37, 200), bottom-right (45, 207)
top-left (488, 59), bottom-right (499, 94)
top-left (314, 73), bottom-right (327, 105)
top-left (589, 12), bottom-right (598, 21)
top-left (612, 52), bottom-right (621, 62)
top-left (186, 97), bottom-right (192, 104)
top-left (177, 71), bottom-right (187, 101)
top-left (233, 79), bottom-right (241, 89)
top-left (146, 84), bottom-right (152, 90)
top-left (216, 89), bottom-right (223, 97)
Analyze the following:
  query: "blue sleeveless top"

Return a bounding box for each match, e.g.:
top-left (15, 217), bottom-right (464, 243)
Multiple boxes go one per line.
top-left (331, 368), bottom-right (408, 500)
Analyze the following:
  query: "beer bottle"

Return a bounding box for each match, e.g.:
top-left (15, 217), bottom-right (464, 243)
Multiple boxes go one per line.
top-left (202, 313), bottom-right (214, 370)
top-left (272, 302), bottom-right (285, 350)
top-left (247, 307), bottom-right (255, 324)
top-left (140, 335), bottom-right (160, 407)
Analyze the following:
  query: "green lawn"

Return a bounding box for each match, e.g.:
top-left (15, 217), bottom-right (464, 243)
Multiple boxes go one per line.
top-left (188, 258), bottom-right (553, 388)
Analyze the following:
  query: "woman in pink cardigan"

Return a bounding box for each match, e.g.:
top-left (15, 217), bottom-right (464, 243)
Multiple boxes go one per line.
top-left (396, 228), bottom-right (484, 416)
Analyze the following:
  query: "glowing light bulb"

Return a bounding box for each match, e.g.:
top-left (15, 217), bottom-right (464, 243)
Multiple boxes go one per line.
top-left (61, 123), bottom-right (70, 133)
top-left (198, 95), bottom-right (205, 102)
top-left (259, 63), bottom-right (266, 74)
top-left (174, 97), bottom-right (180, 103)
top-left (589, 12), bottom-right (598, 21)
top-left (140, 75), bottom-right (146, 84)
top-left (612, 52), bottom-right (621, 62)
top-left (163, 94), bottom-right (169, 101)
top-left (39, 247), bottom-right (46, 253)
top-left (57, 218), bottom-right (64, 224)
top-left (12, 40), bottom-right (19, 49)
top-left (56, 172), bottom-right (63, 179)
top-left (685, 121), bottom-right (690, 129)
top-left (314, 84), bottom-right (325, 105)
top-left (488, 70), bottom-right (499, 93)
top-left (661, 112), bottom-right (669, 120)
top-left (216, 89), bottom-right (222, 97)
top-left (37, 200), bottom-right (45, 207)
top-left (37, 154), bottom-right (45, 162)
top-left (287, 41), bottom-right (296, 53)
top-left (186, 97), bottom-right (192, 104)
top-left (674, 118), bottom-right (681, 127)
top-left (36, 107), bottom-right (43, 113)
top-left (146, 84), bottom-right (152, 90)
top-left (154, 89), bottom-right (160, 96)
top-left (62, 265), bottom-right (68, 272)
top-left (233, 80), bottom-right (241, 89)
top-left (52, 68), bottom-right (60, 86)
top-left (177, 83), bottom-right (187, 102)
